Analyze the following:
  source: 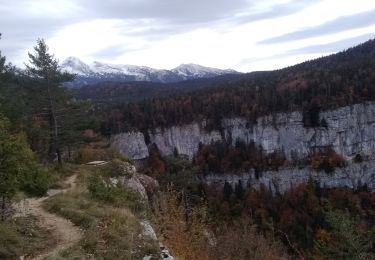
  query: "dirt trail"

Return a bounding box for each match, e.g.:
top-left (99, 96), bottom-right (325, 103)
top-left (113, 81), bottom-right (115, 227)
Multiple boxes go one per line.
top-left (22, 174), bottom-right (82, 260)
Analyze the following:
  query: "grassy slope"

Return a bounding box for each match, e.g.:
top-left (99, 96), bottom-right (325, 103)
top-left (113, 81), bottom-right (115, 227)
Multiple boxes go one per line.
top-left (42, 165), bottom-right (159, 259)
top-left (0, 216), bottom-right (57, 259)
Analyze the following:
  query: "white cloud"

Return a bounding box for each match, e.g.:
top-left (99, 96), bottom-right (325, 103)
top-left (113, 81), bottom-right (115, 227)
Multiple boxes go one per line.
top-left (2, 0), bottom-right (375, 71)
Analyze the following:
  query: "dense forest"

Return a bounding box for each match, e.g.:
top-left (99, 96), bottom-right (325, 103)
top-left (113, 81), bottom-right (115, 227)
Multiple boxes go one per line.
top-left (137, 153), bottom-right (375, 259)
top-left (77, 73), bottom-right (244, 104)
top-left (99, 38), bottom-right (375, 134)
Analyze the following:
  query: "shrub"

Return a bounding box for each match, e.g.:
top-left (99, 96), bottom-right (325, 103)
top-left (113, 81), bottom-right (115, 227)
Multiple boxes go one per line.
top-left (328, 153), bottom-right (346, 168)
top-left (100, 159), bottom-right (134, 178)
top-left (19, 164), bottom-right (51, 196)
top-left (88, 175), bottom-right (145, 213)
top-left (310, 149), bottom-right (346, 173)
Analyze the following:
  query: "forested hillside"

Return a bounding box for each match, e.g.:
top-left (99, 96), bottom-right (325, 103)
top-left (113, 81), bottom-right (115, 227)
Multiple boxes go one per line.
top-left (100, 39), bottom-right (375, 134)
top-left (77, 73), bottom-right (247, 104)
top-left (102, 39), bottom-right (375, 259)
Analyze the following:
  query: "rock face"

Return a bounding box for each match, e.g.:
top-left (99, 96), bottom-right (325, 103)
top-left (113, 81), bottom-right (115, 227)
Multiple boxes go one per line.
top-left (111, 101), bottom-right (375, 161)
top-left (112, 132), bottom-right (149, 160)
top-left (203, 159), bottom-right (375, 194)
top-left (111, 102), bottom-right (375, 192)
top-left (109, 161), bottom-right (159, 201)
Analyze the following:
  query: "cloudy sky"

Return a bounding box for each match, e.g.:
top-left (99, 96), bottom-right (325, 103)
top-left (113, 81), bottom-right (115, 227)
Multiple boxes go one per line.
top-left (0, 0), bottom-right (374, 72)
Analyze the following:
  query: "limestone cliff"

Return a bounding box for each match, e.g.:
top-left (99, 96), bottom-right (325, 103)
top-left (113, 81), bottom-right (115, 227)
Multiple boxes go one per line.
top-left (111, 101), bottom-right (375, 161)
top-left (203, 159), bottom-right (375, 193)
top-left (111, 101), bottom-right (375, 192)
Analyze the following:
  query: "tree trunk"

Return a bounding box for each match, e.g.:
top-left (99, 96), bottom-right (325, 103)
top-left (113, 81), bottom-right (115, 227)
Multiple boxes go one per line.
top-left (47, 79), bottom-right (62, 166)
top-left (1, 195), bottom-right (6, 221)
top-left (68, 145), bottom-right (71, 160)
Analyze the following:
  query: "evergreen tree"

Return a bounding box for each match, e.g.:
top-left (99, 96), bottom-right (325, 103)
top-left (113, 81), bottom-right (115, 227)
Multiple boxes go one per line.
top-left (234, 180), bottom-right (244, 199)
top-left (223, 181), bottom-right (233, 200)
top-left (315, 209), bottom-right (374, 259)
top-left (25, 39), bottom-right (74, 165)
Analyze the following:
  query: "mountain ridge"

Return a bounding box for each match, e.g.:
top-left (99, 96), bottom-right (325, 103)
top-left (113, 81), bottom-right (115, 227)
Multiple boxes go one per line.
top-left (61, 57), bottom-right (240, 87)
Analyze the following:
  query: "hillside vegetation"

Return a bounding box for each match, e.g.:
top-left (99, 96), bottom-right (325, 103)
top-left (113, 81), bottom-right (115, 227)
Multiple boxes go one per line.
top-left (1, 34), bottom-right (375, 259)
top-left (99, 39), bottom-right (375, 133)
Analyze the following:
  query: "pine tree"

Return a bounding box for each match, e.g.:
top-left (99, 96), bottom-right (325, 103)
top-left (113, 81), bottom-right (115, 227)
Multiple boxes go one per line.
top-left (223, 181), bottom-right (233, 200)
top-left (25, 39), bottom-right (74, 165)
top-left (315, 209), bottom-right (374, 259)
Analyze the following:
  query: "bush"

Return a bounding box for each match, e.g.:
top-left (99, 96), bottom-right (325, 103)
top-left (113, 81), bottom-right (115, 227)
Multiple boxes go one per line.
top-left (19, 164), bottom-right (51, 196)
top-left (310, 149), bottom-right (346, 174)
top-left (328, 153), bottom-right (346, 168)
top-left (100, 159), bottom-right (133, 178)
top-left (88, 175), bottom-right (145, 213)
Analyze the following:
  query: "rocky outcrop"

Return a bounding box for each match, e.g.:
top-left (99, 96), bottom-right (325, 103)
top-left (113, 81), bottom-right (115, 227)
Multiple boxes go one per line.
top-left (203, 159), bottom-right (375, 194)
top-left (111, 102), bottom-right (375, 161)
top-left (141, 221), bottom-right (174, 260)
top-left (109, 161), bottom-right (159, 201)
top-left (112, 132), bottom-right (149, 160)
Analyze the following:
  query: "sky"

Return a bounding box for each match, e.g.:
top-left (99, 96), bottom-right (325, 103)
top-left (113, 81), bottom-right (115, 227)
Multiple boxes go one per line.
top-left (0, 0), bottom-right (374, 72)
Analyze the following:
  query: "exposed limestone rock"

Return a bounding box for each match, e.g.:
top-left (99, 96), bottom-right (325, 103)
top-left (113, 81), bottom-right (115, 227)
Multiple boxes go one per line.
top-left (149, 123), bottom-right (222, 159)
top-left (203, 159), bottom-right (375, 194)
top-left (121, 172), bottom-right (160, 201)
top-left (122, 175), bottom-right (148, 200)
top-left (111, 132), bottom-right (149, 160)
top-left (111, 102), bottom-right (375, 193)
top-left (141, 220), bottom-right (175, 260)
top-left (111, 102), bottom-right (375, 161)
top-left (109, 161), bottom-right (159, 201)
top-left (140, 220), bottom-right (158, 240)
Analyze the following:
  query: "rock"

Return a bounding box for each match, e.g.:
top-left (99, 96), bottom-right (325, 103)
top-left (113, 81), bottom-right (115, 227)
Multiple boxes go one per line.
top-left (160, 246), bottom-right (174, 260)
top-left (123, 175), bottom-right (148, 200)
top-left (203, 159), bottom-right (375, 193)
top-left (111, 101), bottom-right (375, 161)
top-left (140, 220), bottom-right (158, 240)
top-left (137, 173), bottom-right (160, 193)
top-left (111, 132), bottom-right (149, 160)
top-left (140, 220), bottom-right (175, 260)
top-left (111, 101), bottom-right (375, 194)
top-left (86, 161), bottom-right (108, 166)
top-left (112, 161), bottom-right (159, 201)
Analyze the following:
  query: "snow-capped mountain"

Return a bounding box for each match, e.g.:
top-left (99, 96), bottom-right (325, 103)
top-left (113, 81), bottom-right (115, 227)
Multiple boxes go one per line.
top-left (60, 57), bottom-right (240, 87)
top-left (172, 63), bottom-right (237, 80)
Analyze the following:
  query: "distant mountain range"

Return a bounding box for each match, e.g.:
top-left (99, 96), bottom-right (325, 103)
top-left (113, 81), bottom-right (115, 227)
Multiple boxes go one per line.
top-left (61, 57), bottom-right (240, 87)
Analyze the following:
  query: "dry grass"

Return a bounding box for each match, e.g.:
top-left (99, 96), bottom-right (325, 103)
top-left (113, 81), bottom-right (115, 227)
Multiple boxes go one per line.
top-left (0, 216), bottom-right (57, 259)
top-left (154, 188), bottom-right (290, 260)
top-left (42, 165), bottom-right (159, 259)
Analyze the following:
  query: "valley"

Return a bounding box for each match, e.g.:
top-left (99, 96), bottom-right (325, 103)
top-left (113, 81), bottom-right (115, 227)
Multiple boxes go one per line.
top-left (1, 24), bottom-right (375, 259)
